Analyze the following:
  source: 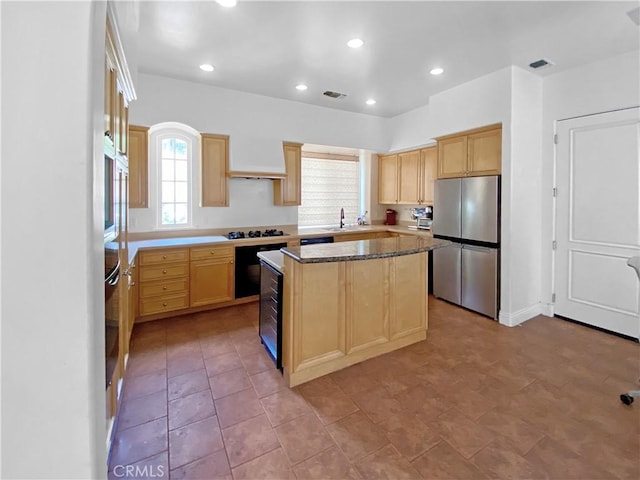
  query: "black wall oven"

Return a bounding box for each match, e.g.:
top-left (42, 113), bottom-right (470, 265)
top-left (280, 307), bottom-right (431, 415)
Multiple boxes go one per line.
top-left (235, 243), bottom-right (287, 298)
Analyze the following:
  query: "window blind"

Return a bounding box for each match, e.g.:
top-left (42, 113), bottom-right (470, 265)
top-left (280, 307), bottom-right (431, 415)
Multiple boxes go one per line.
top-left (298, 156), bottom-right (360, 227)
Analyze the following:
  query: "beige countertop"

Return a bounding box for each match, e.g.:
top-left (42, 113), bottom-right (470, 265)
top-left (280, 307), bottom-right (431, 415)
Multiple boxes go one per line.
top-left (256, 251), bottom-right (285, 273)
top-left (124, 224), bottom-right (434, 264)
top-left (282, 236), bottom-right (449, 264)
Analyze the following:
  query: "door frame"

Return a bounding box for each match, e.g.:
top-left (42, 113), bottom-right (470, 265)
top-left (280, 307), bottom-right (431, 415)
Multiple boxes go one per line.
top-left (551, 106), bottom-right (640, 338)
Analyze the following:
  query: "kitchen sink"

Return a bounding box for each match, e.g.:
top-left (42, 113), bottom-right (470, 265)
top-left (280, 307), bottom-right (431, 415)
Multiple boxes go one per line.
top-left (323, 226), bottom-right (371, 232)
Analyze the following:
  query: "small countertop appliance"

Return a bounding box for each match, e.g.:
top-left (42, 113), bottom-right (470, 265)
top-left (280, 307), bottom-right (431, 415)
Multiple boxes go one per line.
top-left (410, 206), bottom-right (433, 230)
top-left (384, 209), bottom-right (398, 225)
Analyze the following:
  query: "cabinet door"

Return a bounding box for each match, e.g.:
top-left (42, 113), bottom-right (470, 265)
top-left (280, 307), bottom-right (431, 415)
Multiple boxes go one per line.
top-left (274, 142), bottom-right (302, 206)
top-left (190, 258), bottom-right (234, 306)
top-left (119, 97), bottom-right (128, 155)
top-left (398, 150), bottom-right (421, 204)
top-left (104, 62), bottom-right (115, 140)
top-left (201, 134), bottom-right (229, 206)
top-left (378, 154), bottom-right (398, 204)
top-left (128, 126), bottom-right (149, 208)
top-left (389, 253), bottom-right (427, 340)
top-left (467, 128), bottom-right (501, 176)
top-left (419, 147), bottom-right (437, 204)
top-left (437, 136), bottom-right (467, 178)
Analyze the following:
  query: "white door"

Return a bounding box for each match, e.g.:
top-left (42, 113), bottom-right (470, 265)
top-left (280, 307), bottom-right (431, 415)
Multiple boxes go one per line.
top-left (555, 107), bottom-right (640, 338)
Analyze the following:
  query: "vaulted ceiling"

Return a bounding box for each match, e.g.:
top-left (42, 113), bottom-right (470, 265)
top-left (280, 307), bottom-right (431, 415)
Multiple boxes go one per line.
top-left (131, 1), bottom-right (640, 117)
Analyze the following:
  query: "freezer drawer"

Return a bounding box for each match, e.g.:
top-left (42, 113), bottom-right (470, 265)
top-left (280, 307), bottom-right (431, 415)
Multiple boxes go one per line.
top-left (433, 243), bottom-right (462, 305)
top-left (461, 245), bottom-right (498, 319)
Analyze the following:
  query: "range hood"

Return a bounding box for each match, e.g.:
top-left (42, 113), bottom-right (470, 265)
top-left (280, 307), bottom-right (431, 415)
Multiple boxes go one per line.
top-left (227, 136), bottom-right (287, 179)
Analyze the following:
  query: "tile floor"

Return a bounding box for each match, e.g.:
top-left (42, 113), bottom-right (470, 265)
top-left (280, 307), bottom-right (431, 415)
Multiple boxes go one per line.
top-left (108, 298), bottom-right (640, 479)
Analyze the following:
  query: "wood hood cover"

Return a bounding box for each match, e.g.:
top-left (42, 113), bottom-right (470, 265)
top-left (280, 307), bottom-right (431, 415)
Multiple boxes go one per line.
top-left (227, 135), bottom-right (287, 179)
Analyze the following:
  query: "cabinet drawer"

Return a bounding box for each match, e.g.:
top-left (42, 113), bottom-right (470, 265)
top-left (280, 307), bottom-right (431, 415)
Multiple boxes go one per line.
top-left (190, 245), bottom-right (234, 261)
top-left (139, 278), bottom-right (189, 298)
top-left (139, 263), bottom-right (189, 282)
top-left (139, 248), bottom-right (189, 266)
top-left (140, 294), bottom-right (189, 316)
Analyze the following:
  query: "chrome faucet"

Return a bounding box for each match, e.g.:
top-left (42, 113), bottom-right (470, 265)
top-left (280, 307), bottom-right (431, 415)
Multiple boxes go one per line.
top-left (340, 208), bottom-right (345, 229)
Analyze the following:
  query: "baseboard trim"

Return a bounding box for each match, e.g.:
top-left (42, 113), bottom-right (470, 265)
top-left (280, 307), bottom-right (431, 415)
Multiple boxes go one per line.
top-left (499, 303), bottom-right (544, 327)
top-left (540, 303), bottom-right (554, 317)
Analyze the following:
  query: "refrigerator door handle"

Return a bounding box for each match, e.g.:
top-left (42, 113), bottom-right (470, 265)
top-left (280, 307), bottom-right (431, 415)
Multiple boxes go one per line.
top-left (461, 244), bottom-right (494, 253)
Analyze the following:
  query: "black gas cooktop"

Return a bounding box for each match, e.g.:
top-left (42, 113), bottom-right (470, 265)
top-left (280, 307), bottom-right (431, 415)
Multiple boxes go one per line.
top-left (226, 229), bottom-right (288, 240)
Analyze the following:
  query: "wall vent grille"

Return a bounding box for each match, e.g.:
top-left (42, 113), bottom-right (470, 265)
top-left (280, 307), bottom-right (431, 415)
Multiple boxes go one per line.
top-left (323, 90), bottom-right (347, 99)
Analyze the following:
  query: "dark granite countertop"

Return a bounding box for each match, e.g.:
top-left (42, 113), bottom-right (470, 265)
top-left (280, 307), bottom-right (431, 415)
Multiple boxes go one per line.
top-left (281, 236), bottom-right (450, 264)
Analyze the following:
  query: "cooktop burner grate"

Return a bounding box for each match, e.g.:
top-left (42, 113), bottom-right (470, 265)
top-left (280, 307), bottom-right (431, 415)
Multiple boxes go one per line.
top-left (227, 229), bottom-right (288, 239)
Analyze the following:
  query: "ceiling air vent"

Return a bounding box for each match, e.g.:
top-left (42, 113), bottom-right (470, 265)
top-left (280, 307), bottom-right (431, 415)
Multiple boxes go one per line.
top-left (529, 58), bottom-right (554, 70)
top-left (323, 90), bottom-right (347, 99)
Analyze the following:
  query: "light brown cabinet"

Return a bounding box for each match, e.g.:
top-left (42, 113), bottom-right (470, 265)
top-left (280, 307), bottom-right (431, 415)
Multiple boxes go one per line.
top-left (282, 250), bottom-right (428, 387)
top-left (378, 154), bottom-right (398, 204)
top-left (419, 147), bottom-right (437, 204)
top-left (398, 151), bottom-right (421, 204)
top-left (437, 125), bottom-right (501, 178)
top-left (378, 147), bottom-right (436, 205)
top-left (189, 246), bottom-right (234, 307)
top-left (128, 125), bottom-right (149, 208)
top-left (201, 134), bottom-right (229, 207)
top-left (104, 54), bottom-right (129, 157)
top-left (274, 142), bottom-right (302, 206)
top-left (138, 247), bottom-right (190, 316)
top-left (334, 232), bottom-right (379, 242)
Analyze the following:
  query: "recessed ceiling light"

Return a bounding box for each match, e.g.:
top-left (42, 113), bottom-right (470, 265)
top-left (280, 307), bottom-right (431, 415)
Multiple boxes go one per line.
top-left (295, 84), bottom-right (308, 91)
top-left (347, 38), bottom-right (364, 49)
top-left (200, 64), bottom-right (215, 72)
top-left (216, 0), bottom-right (237, 7)
top-left (366, 98), bottom-right (376, 105)
top-left (430, 67), bottom-right (444, 76)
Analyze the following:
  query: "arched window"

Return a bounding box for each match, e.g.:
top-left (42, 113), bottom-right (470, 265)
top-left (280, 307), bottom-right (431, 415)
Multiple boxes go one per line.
top-left (159, 134), bottom-right (190, 226)
top-left (149, 122), bottom-right (199, 229)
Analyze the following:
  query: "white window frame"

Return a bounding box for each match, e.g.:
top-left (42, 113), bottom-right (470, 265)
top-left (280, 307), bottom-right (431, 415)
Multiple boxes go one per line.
top-left (298, 152), bottom-right (362, 228)
top-left (149, 123), bottom-right (199, 230)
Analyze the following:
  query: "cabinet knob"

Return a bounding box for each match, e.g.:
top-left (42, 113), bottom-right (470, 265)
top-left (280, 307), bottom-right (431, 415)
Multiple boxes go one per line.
top-left (162, 302), bottom-right (167, 307)
top-left (131, 282), bottom-right (135, 286)
top-left (210, 251), bottom-right (215, 255)
top-left (162, 286), bottom-right (167, 290)
top-left (229, 260), bottom-right (234, 264)
top-left (162, 255), bottom-right (167, 259)
top-left (162, 269), bottom-right (167, 274)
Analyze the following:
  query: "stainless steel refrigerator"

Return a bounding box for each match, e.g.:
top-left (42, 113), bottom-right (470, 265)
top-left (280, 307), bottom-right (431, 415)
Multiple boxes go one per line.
top-left (433, 176), bottom-right (500, 319)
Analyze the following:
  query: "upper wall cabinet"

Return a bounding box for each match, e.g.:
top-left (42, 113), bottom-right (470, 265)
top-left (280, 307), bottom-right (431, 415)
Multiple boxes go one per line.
top-left (378, 146), bottom-right (436, 205)
top-left (201, 134), bottom-right (229, 207)
top-left (378, 154), bottom-right (398, 204)
top-left (128, 126), bottom-right (149, 208)
top-left (398, 150), bottom-right (420, 204)
top-left (436, 124), bottom-right (502, 178)
top-left (274, 142), bottom-right (303, 206)
top-left (419, 147), bottom-right (437, 204)
top-left (104, 12), bottom-right (136, 158)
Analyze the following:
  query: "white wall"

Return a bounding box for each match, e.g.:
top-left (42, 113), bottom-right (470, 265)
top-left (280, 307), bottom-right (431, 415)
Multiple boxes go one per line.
top-left (1, 1), bottom-right (106, 479)
top-left (540, 50), bottom-right (640, 312)
top-left (388, 68), bottom-right (512, 152)
top-left (500, 67), bottom-right (543, 325)
top-left (129, 74), bottom-right (390, 231)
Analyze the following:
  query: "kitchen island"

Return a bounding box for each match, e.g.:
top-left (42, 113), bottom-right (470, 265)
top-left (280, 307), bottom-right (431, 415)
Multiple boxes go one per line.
top-left (280, 236), bottom-right (449, 387)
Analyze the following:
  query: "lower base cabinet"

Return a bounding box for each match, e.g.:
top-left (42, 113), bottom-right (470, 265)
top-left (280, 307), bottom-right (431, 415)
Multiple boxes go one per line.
top-left (282, 251), bottom-right (428, 387)
top-left (190, 258), bottom-right (234, 306)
